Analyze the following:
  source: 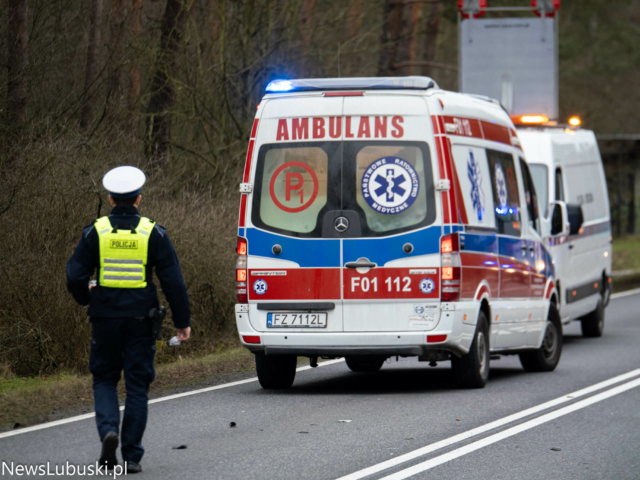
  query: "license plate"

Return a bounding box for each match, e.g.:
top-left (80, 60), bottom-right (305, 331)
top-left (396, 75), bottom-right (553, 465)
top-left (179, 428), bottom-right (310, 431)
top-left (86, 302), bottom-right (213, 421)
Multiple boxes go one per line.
top-left (267, 313), bottom-right (327, 328)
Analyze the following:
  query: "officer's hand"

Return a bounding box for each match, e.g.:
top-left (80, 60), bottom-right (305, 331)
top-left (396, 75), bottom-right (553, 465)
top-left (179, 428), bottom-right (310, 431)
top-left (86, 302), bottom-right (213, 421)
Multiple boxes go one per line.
top-left (176, 327), bottom-right (191, 341)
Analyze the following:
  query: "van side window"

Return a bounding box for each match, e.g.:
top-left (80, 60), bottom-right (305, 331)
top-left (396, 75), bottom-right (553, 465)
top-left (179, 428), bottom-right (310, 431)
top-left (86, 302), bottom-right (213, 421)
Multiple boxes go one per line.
top-left (555, 167), bottom-right (564, 201)
top-left (486, 149), bottom-right (521, 236)
top-left (519, 158), bottom-right (541, 235)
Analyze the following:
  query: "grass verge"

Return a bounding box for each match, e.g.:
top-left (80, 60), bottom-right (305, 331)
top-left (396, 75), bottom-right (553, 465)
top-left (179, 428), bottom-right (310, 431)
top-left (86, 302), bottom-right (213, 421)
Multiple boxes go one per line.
top-left (0, 346), bottom-right (255, 432)
top-left (612, 237), bottom-right (640, 292)
top-left (612, 236), bottom-right (640, 273)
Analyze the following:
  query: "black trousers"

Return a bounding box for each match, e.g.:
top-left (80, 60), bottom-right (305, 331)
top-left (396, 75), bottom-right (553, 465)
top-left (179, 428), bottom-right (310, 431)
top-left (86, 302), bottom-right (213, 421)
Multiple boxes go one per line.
top-left (89, 317), bottom-right (156, 464)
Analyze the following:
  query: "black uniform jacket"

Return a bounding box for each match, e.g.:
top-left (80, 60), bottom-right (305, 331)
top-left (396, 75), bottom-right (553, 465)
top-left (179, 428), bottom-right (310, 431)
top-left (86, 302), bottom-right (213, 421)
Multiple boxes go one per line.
top-left (66, 206), bottom-right (191, 328)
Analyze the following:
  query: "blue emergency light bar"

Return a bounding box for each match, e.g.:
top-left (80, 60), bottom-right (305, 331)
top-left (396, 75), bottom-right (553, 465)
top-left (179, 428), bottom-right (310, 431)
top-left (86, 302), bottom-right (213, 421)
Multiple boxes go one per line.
top-left (265, 76), bottom-right (439, 93)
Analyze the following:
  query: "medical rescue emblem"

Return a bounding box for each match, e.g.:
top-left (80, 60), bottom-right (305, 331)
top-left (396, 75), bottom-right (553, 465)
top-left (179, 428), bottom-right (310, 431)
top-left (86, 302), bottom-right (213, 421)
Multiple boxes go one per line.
top-left (419, 278), bottom-right (435, 294)
top-left (361, 157), bottom-right (419, 214)
top-left (494, 162), bottom-right (508, 211)
top-left (467, 151), bottom-right (485, 221)
top-left (253, 279), bottom-right (268, 295)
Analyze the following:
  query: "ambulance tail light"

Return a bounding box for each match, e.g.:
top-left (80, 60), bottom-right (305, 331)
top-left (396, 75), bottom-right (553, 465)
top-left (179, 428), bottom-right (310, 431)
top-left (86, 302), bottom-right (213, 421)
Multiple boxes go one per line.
top-left (236, 237), bottom-right (248, 303)
top-left (441, 234), bottom-right (461, 302)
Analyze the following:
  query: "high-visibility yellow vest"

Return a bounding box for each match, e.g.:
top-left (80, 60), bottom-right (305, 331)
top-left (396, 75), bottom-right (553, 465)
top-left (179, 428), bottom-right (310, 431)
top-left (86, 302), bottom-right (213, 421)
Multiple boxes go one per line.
top-left (95, 216), bottom-right (155, 288)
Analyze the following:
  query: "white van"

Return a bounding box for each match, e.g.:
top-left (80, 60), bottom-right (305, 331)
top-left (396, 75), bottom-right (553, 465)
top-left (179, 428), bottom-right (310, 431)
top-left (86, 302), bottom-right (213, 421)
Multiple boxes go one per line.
top-left (235, 77), bottom-right (564, 390)
top-left (518, 126), bottom-right (612, 337)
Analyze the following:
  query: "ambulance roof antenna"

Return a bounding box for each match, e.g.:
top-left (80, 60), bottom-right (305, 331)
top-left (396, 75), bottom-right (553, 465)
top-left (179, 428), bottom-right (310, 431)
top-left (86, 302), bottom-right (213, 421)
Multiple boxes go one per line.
top-left (337, 42), bottom-right (341, 78)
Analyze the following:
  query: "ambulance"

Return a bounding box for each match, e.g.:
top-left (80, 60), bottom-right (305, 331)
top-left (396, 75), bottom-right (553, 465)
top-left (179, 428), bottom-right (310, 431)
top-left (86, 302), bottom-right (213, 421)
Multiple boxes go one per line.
top-left (235, 77), bottom-right (563, 390)
top-left (517, 122), bottom-right (612, 337)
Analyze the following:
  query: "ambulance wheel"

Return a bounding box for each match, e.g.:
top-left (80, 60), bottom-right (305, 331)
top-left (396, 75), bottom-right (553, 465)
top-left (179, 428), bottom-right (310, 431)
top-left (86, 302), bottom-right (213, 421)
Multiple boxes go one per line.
top-left (581, 298), bottom-right (605, 338)
top-left (255, 354), bottom-right (297, 389)
top-left (345, 356), bottom-right (385, 373)
top-left (520, 304), bottom-right (563, 372)
top-left (451, 313), bottom-right (490, 389)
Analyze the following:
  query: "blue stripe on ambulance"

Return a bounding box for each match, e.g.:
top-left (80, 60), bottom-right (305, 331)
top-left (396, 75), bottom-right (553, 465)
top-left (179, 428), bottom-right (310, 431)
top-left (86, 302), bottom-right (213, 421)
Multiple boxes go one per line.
top-left (343, 226), bottom-right (443, 266)
top-left (245, 228), bottom-right (341, 268)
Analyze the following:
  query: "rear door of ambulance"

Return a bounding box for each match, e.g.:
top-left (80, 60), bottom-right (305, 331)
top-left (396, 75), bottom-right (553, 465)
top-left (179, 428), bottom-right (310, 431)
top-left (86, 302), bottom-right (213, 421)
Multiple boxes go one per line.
top-left (340, 95), bottom-right (441, 332)
top-left (243, 96), bottom-right (344, 334)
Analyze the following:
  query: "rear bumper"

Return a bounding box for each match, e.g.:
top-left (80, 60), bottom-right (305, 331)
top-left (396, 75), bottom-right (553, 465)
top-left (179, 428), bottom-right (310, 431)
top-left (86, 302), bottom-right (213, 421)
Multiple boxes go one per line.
top-left (235, 302), bottom-right (480, 358)
top-left (264, 346), bottom-right (424, 357)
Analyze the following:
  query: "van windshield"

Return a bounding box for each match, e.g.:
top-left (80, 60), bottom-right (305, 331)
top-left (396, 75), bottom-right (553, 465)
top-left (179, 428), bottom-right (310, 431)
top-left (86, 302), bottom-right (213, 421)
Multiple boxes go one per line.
top-left (251, 141), bottom-right (435, 238)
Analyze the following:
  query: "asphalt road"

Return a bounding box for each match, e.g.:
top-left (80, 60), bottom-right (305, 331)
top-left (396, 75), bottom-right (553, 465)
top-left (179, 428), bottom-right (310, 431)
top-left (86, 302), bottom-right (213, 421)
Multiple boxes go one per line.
top-left (1, 292), bottom-right (639, 480)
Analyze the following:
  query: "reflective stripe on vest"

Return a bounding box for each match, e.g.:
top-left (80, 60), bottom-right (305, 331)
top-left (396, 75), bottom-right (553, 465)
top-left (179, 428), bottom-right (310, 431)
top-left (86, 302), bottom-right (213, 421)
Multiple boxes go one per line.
top-left (95, 216), bottom-right (155, 289)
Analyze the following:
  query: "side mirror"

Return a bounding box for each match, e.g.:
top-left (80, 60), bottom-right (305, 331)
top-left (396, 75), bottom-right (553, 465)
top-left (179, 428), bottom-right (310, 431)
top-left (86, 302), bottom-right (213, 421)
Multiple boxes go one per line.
top-left (566, 203), bottom-right (584, 235)
top-left (550, 201), bottom-right (570, 237)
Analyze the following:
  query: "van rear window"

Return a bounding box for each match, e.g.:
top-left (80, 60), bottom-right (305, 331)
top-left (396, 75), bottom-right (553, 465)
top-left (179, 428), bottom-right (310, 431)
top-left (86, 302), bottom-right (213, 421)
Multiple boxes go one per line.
top-left (348, 144), bottom-right (428, 233)
top-left (256, 144), bottom-right (336, 234)
top-left (251, 141), bottom-right (435, 238)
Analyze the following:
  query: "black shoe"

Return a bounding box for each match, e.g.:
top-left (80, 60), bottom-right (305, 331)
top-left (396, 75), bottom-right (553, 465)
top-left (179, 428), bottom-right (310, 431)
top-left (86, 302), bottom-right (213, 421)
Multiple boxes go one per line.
top-left (98, 431), bottom-right (119, 469)
top-left (125, 462), bottom-right (143, 474)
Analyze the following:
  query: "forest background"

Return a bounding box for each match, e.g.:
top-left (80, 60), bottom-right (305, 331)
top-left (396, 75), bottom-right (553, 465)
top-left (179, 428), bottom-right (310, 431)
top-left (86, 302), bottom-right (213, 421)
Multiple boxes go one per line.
top-left (2, 0), bottom-right (639, 376)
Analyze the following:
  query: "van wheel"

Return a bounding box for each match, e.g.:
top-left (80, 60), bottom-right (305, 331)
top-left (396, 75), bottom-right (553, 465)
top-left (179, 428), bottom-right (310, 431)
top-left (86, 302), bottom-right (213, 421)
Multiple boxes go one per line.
top-left (451, 312), bottom-right (490, 389)
top-left (581, 298), bottom-right (605, 338)
top-left (345, 356), bottom-right (385, 373)
top-left (255, 354), bottom-right (297, 389)
top-left (520, 304), bottom-right (563, 372)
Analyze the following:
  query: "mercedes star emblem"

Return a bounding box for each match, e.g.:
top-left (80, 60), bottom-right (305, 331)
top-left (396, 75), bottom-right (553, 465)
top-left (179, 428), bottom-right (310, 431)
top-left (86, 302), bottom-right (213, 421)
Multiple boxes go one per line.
top-left (334, 216), bottom-right (349, 232)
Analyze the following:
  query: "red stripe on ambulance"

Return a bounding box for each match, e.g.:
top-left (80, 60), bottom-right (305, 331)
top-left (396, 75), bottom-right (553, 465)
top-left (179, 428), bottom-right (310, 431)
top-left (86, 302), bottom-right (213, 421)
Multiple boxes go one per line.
top-left (247, 269), bottom-right (340, 300)
top-left (344, 268), bottom-right (440, 300)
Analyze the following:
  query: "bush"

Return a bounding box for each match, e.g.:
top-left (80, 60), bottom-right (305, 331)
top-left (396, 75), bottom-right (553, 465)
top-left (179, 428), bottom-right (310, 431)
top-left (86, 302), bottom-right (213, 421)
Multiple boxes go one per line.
top-left (0, 130), bottom-right (241, 375)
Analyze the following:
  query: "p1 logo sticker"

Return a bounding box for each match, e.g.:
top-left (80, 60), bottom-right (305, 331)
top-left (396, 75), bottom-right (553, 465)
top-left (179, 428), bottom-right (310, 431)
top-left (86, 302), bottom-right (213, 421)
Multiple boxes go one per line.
top-left (253, 279), bottom-right (268, 295)
top-left (269, 161), bottom-right (319, 213)
top-left (419, 278), bottom-right (435, 294)
top-left (361, 157), bottom-right (419, 214)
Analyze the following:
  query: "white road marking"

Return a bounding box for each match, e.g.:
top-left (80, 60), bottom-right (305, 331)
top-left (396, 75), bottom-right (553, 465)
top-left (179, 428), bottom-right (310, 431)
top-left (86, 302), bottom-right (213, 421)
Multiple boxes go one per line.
top-left (610, 287), bottom-right (640, 300)
top-left (0, 358), bottom-right (345, 440)
top-left (379, 377), bottom-right (640, 480)
top-left (335, 368), bottom-right (640, 480)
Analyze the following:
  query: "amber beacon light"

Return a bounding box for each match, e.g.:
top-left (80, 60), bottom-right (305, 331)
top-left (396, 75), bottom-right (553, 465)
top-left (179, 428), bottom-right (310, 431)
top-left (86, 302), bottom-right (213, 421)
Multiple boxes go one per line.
top-left (511, 114), bottom-right (549, 125)
top-left (568, 116), bottom-right (581, 127)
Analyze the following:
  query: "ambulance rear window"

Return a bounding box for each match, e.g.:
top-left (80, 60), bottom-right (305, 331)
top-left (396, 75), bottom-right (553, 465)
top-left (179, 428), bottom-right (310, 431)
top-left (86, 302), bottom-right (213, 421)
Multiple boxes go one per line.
top-left (253, 143), bottom-right (337, 236)
top-left (347, 144), bottom-right (429, 233)
top-left (251, 141), bottom-right (434, 238)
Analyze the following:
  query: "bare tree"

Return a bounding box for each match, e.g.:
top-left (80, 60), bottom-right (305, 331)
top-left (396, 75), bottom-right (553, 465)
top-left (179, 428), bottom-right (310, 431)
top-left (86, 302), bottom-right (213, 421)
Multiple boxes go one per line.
top-left (300, 0), bottom-right (316, 53)
top-left (128, 0), bottom-right (143, 122)
top-left (378, 0), bottom-right (421, 76)
top-left (394, 1), bottom-right (421, 75)
top-left (109, 0), bottom-right (126, 98)
top-left (346, 0), bottom-right (362, 39)
top-left (80, 0), bottom-right (104, 131)
top-left (378, 0), bottom-right (400, 76)
top-left (7, 0), bottom-right (29, 130)
top-left (422, 0), bottom-right (442, 78)
top-left (145, 0), bottom-right (190, 161)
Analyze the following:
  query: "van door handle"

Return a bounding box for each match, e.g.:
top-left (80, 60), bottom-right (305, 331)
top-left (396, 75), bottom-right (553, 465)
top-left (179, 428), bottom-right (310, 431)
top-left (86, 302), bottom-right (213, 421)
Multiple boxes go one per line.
top-left (521, 245), bottom-right (528, 254)
top-left (345, 261), bottom-right (377, 269)
top-left (568, 244), bottom-right (574, 250)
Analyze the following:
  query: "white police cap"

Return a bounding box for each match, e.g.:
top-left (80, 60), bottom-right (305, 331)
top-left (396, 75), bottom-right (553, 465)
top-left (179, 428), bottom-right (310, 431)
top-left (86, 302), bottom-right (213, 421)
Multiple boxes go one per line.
top-left (102, 166), bottom-right (146, 197)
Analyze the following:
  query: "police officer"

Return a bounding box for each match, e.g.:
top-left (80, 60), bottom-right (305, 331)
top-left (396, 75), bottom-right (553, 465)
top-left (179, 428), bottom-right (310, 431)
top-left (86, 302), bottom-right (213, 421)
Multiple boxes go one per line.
top-left (66, 166), bottom-right (191, 474)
